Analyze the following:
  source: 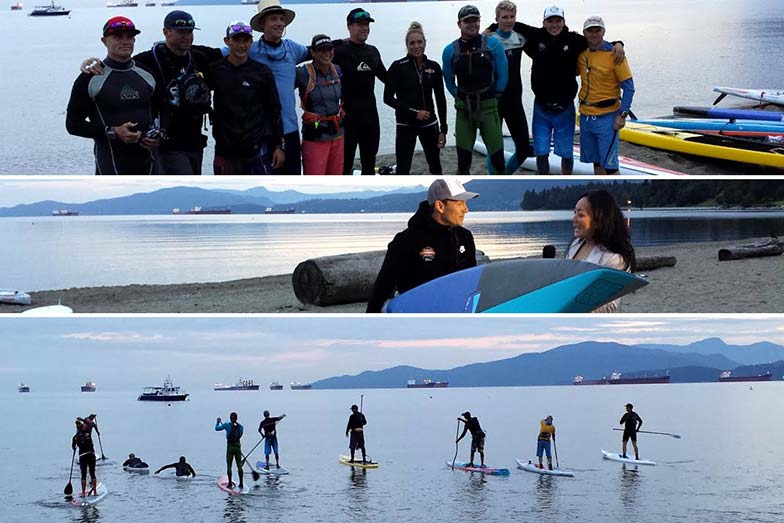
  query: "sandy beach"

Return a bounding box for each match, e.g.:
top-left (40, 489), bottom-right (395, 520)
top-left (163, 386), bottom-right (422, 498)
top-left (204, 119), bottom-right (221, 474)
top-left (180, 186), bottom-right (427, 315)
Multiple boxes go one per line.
top-left (3, 238), bottom-right (781, 314)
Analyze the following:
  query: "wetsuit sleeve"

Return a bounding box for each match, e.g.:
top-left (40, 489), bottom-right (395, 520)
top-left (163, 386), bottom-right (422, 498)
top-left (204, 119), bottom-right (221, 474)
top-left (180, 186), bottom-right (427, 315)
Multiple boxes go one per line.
top-left (216, 421), bottom-right (226, 431)
top-left (572, 32), bottom-right (589, 53)
top-left (457, 423), bottom-right (469, 441)
top-left (187, 464), bottom-right (196, 476)
top-left (66, 74), bottom-right (102, 139)
top-left (360, 413), bottom-right (367, 426)
top-left (466, 230), bottom-right (477, 268)
top-left (515, 22), bottom-right (539, 40)
top-left (489, 36), bottom-right (508, 94)
top-left (441, 44), bottom-right (457, 98)
top-left (382, 62), bottom-right (402, 111)
top-left (262, 67), bottom-right (284, 145)
top-left (374, 47), bottom-right (387, 84)
top-left (620, 413), bottom-right (627, 425)
top-left (619, 76), bottom-right (635, 113)
top-left (346, 417), bottom-right (351, 435)
top-left (432, 64), bottom-right (448, 134)
top-left (365, 234), bottom-right (405, 313)
top-left (635, 414), bottom-right (643, 429)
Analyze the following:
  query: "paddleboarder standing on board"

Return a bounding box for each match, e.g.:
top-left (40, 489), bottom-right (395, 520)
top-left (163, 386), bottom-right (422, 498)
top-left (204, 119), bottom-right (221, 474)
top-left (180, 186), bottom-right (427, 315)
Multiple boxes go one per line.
top-left (366, 178), bottom-right (479, 313)
top-left (215, 412), bottom-right (244, 490)
top-left (258, 411), bottom-right (286, 469)
top-left (536, 415), bottom-right (556, 470)
top-left (456, 411), bottom-right (486, 467)
top-left (620, 403), bottom-right (643, 460)
top-left (72, 418), bottom-right (98, 498)
top-left (345, 404), bottom-right (368, 463)
top-left (154, 456), bottom-right (196, 477)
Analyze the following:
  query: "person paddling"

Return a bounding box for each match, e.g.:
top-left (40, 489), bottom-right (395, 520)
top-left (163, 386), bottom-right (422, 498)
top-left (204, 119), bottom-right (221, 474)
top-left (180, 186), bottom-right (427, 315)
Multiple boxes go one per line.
top-left (620, 403), bottom-right (643, 460)
top-left (536, 415), bottom-right (555, 470)
top-left (155, 456), bottom-right (196, 477)
top-left (215, 412), bottom-right (244, 490)
top-left (122, 453), bottom-right (148, 469)
top-left (72, 419), bottom-right (98, 498)
top-left (345, 404), bottom-right (368, 463)
top-left (258, 411), bottom-right (286, 470)
top-left (456, 411), bottom-right (486, 467)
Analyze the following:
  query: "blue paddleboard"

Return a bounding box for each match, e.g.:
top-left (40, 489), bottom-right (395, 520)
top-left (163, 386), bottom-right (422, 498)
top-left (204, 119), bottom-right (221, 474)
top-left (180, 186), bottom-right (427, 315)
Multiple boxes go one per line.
top-left (632, 118), bottom-right (784, 136)
top-left (673, 106), bottom-right (784, 122)
top-left (384, 259), bottom-right (647, 313)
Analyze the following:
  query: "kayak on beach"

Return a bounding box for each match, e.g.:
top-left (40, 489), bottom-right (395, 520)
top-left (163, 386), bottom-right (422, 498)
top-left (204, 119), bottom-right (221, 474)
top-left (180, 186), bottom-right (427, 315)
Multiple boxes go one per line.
top-left (673, 106), bottom-right (784, 122)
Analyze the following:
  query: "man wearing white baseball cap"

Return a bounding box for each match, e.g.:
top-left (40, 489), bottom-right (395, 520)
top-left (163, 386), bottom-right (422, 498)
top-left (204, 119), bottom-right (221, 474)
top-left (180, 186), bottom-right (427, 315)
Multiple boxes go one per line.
top-left (366, 179), bottom-right (479, 313)
top-left (577, 16), bottom-right (635, 175)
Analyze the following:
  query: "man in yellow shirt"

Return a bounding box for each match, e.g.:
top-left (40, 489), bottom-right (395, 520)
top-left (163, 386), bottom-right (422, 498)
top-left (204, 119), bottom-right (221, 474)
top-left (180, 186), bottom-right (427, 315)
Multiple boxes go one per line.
top-left (577, 16), bottom-right (635, 174)
top-left (536, 415), bottom-right (555, 470)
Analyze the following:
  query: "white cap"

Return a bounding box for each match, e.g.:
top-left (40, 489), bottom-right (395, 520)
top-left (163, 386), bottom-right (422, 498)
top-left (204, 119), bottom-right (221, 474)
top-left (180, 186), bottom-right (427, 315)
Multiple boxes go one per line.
top-left (427, 179), bottom-right (479, 205)
top-left (583, 16), bottom-right (605, 30)
top-left (543, 5), bottom-right (564, 21)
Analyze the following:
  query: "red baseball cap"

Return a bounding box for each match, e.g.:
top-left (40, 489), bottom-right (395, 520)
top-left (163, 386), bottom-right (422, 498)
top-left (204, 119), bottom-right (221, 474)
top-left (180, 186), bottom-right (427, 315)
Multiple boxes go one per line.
top-left (103, 16), bottom-right (141, 37)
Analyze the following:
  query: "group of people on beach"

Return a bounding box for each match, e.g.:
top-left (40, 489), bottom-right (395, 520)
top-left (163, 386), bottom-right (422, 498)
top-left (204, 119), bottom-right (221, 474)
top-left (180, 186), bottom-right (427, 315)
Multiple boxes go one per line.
top-left (366, 178), bottom-right (636, 312)
top-left (65, 1), bottom-right (634, 175)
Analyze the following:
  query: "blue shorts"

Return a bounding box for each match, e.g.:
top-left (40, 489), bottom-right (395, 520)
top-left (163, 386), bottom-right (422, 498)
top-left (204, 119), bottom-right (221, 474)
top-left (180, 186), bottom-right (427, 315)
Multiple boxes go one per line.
top-left (532, 100), bottom-right (575, 159)
top-left (579, 112), bottom-right (620, 170)
top-left (536, 439), bottom-right (551, 458)
top-left (264, 437), bottom-right (279, 455)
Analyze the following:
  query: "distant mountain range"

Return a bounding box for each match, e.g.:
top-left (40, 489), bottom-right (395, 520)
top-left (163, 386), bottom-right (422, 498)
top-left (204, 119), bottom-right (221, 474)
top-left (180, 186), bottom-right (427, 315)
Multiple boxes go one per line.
top-left (311, 338), bottom-right (784, 389)
top-left (0, 180), bottom-right (580, 217)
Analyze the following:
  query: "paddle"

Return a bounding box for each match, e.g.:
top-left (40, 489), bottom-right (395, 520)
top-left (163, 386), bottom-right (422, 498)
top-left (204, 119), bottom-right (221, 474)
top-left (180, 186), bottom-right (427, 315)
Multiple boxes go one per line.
top-left (64, 447), bottom-right (76, 498)
top-left (96, 431), bottom-right (107, 461)
top-left (240, 450), bottom-right (260, 481)
top-left (242, 436), bottom-right (266, 469)
top-left (553, 436), bottom-right (560, 470)
top-left (451, 419), bottom-right (460, 471)
top-left (613, 428), bottom-right (682, 439)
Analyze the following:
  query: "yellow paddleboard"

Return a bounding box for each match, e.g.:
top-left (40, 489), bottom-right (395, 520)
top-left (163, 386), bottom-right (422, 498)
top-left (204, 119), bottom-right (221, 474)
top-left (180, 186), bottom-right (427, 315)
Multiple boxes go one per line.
top-left (620, 122), bottom-right (784, 168)
top-left (339, 455), bottom-right (379, 469)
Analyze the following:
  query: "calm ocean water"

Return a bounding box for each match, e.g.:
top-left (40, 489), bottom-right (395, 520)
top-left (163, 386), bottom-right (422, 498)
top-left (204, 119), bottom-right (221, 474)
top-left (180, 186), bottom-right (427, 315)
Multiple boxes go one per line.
top-left (2, 209), bottom-right (784, 290)
top-left (0, 0), bottom-right (782, 173)
top-left (4, 382), bottom-right (783, 522)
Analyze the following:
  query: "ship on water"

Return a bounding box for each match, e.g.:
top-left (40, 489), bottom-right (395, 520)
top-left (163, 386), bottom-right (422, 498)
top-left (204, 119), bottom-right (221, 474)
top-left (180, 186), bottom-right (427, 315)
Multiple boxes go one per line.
top-left (264, 207), bottom-right (296, 214)
top-left (718, 371), bottom-right (773, 383)
top-left (29, 1), bottom-right (70, 15)
top-left (214, 378), bottom-right (259, 391)
top-left (81, 381), bottom-right (96, 392)
top-left (107, 0), bottom-right (138, 6)
top-left (138, 376), bottom-right (188, 401)
top-left (269, 381), bottom-right (283, 391)
top-left (290, 382), bottom-right (312, 390)
top-left (18, 383), bottom-right (30, 393)
top-left (52, 209), bottom-right (79, 216)
top-left (11, 2), bottom-right (23, 10)
top-left (573, 372), bottom-right (670, 385)
top-left (172, 206), bottom-right (231, 215)
top-left (406, 378), bottom-right (449, 389)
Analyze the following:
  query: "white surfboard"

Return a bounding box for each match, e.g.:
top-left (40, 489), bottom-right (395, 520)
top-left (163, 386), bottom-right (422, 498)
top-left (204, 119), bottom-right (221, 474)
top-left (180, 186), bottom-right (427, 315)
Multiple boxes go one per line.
top-left (713, 87), bottom-right (784, 107)
top-left (515, 459), bottom-right (575, 477)
top-left (69, 482), bottom-right (108, 507)
top-left (21, 304), bottom-right (73, 315)
top-left (256, 461), bottom-right (290, 475)
top-left (602, 450), bottom-right (656, 465)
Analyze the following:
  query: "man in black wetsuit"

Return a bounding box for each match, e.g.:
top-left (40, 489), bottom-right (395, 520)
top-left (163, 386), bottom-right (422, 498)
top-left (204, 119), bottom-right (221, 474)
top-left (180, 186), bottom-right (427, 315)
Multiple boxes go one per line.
top-left (66, 16), bottom-right (160, 174)
top-left (620, 403), bottom-right (643, 460)
top-left (72, 418), bottom-right (98, 498)
top-left (258, 410), bottom-right (286, 470)
top-left (366, 178), bottom-right (478, 313)
top-left (456, 411), bottom-right (486, 467)
top-left (345, 404), bottom-right (368, 463)
top-left (332, 8), bottom-right (387, 175)
top-left (123, 453), bottom-right (148, 469)
top-left (154, 456), bottom-right (196, 477)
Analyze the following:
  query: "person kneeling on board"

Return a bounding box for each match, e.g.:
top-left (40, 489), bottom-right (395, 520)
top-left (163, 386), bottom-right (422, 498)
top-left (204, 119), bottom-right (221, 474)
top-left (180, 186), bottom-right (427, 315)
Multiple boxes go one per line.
top-left (72, 418), bottom-right (98, 497)
top-left (345, 404), bottom-right (368, 463)
top-left (620, 403), bottom-right (643, 460)
top-left (456, 411), bottom-right (486, 467)
top-left (258, 410), bottom-right (286, 469)
top-left (216, 412), bottom-right (244, 490)
top-left (366, 178), bottom-right (479, 313)
top-left (154, 456), bottom-right (196, 477)
top-left (536, 415), bottom-right (555, 470)
top-left (123, 453), bottom-right (148, 469)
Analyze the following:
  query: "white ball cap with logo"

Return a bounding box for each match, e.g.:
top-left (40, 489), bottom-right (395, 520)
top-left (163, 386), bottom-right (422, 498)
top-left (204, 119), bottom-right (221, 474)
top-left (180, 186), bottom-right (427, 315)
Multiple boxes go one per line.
top-left (427, 179), bottom-right (479, 205)
top-left (543, 5), bottom-right (565, 21)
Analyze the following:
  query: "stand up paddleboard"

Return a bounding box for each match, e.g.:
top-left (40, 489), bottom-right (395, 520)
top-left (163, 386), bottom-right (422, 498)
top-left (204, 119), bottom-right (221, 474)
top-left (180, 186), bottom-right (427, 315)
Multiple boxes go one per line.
top-left (673, 106), bottom-right (784, 123)
top-left (68, 482), bottom-right (108, 507)
top-left (21, 304), bottom-right (73, 315)
top-left (256, 461), bottom-right (290, 475)
top-left (713, 87), bottom-right (784, 107)
top-left (385, 259), bottom-right (647, 314)
top-left (515, 459), bottom-right (575, 477)
top-left (123, 465), bottom-right (150, 474)
top-left (601, 450), bottom-right (656, 466)
top-left (0, 290), bottom-right (31, 305)
top-left (339, 455), bottom-right (379, 469)
top-left (217, 475), bottom-right (249, 495)
top-left (631, 118), bottom-right (784, 138)
top-left (447, 461), bottom-right (510, 476)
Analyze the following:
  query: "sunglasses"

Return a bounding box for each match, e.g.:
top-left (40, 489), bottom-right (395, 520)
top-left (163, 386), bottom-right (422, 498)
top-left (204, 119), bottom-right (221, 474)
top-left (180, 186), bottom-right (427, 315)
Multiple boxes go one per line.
top-left (228, 23), bottom-right (252, 35)
top-left (351, 11), bottom-right (370, 21)
top-left (171, 18), bottom-right (196, 28)
top-left (107, 20), bottom-right (136, 30)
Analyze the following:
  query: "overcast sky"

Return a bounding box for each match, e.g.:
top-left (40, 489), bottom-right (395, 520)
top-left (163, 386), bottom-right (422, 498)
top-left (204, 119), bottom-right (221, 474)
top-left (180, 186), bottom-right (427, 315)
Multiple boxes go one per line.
top-left (3, 316), bottom-right (782, 392)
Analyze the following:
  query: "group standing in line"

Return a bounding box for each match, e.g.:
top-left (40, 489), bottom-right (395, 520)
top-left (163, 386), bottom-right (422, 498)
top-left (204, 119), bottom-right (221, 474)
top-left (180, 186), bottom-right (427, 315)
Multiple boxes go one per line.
top-left (66, 1), bottom-right (634, 175)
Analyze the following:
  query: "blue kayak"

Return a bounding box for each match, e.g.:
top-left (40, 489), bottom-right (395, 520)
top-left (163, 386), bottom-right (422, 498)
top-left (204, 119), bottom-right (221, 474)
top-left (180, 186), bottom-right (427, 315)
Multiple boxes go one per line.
top-left (632, 118), bottom-right (784, 137)
top-left (673, 106), bottom-right (784, 122)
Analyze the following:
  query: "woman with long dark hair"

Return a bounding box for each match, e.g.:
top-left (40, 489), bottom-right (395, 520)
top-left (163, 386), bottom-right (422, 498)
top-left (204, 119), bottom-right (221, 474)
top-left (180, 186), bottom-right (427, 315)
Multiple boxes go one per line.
top-left (566, 189), bottom-right (635, 312)
top-left (383, 22), bottom-right (447, 174)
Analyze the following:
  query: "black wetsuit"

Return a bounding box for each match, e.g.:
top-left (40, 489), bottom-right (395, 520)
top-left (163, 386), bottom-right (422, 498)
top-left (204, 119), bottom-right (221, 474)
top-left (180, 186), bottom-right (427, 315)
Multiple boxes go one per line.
top-left (346, 412), bottom-right (367, 452)
top-left (72, 431), bottom-right (96, 480)
top-left (206, 57), bottom-right (283, 159)
top-left (123, 457), bottom-right (147, 468)
top-left (620, 411), bottom-right (643, 442)
top-left (66, 57), bottom-right (158, 175)
top-left (366, 200), bottom-right (477, 313)
top-left (332, 40), bottom-right (387, 175)
top-left (159, 461), bottom-right (195, 476)
top-left (384, 55), bottom-right (447, 174)
top-left (459, 416), bottom-right (486, 452)
top-left (134, 43), bottom-right (223, 174)
top-left (258, 416), bottom-right (284, 441)
top-left (522, 24), bottom-right (589, 108)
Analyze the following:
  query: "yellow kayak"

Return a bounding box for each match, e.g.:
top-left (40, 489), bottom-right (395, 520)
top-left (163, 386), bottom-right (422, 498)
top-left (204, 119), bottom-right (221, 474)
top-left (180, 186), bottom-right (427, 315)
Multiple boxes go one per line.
top-left (619, 122), bottom-right (784, 169)
top-left (339, 455), bottom-right (379, 469)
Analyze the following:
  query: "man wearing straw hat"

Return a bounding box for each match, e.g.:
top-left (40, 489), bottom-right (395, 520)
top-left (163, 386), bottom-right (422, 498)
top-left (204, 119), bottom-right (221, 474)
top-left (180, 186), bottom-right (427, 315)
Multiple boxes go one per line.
top-left (235, 0), bottom-right (310, 174)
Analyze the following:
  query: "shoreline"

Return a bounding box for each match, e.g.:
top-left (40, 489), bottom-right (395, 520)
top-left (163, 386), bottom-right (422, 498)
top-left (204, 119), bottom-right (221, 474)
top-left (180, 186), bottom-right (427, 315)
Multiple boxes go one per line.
top-left (3, 238), bottom-right (782, 314)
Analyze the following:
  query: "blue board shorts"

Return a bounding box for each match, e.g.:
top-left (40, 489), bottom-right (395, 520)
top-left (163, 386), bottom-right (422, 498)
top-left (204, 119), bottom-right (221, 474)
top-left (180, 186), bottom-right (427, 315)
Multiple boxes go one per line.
top-left (536, 439), bottom-right (552, 458)
top-left (532, 100), bottom-right (575, 159)
top-left (264, 437), bottom-right (279, 455)
top-left (579, 112), bottom-right (620, 170)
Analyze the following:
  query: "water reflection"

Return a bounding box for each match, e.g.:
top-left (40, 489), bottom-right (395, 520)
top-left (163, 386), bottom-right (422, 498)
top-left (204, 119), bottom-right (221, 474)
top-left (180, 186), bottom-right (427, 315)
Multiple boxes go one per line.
top-left (222, 495), bottom-right (247, 523)
top-left (342, 466), bottom-right (370, 520)
top-left (534, 475), bottom-right (559, 510)
top-left (72, 505), bottom-right (101, 523)
top-left (619, 464), bottom-right (642, 513)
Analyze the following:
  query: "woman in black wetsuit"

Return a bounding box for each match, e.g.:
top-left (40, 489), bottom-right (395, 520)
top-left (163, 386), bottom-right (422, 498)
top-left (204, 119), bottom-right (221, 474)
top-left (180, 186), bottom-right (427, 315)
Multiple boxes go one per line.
top-left (383, 22), bottom-right (447, 174)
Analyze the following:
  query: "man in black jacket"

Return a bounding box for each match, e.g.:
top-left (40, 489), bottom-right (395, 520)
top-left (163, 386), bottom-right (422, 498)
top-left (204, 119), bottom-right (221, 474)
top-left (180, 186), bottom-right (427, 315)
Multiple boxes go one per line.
top-left (366, 179), bottom-right (479, 313)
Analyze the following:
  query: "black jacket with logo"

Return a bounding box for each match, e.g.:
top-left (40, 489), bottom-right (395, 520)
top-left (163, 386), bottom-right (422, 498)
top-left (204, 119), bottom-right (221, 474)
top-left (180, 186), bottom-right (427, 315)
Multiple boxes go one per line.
top-left (366, 200), bottom-right (476, 313)
top-left (332, 40), bottom-right (387, 116)
top-left (383, 55), bottom-right (447, 133)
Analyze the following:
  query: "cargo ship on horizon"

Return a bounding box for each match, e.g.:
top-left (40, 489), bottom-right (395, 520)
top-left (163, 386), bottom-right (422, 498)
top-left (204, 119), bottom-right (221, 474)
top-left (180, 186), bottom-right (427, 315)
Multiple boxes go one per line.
top-left (290, 382), bottom-right (312, 390)
top-left (406, 378), bottom-right (449, 388)
top-left (214, 378), bottom-right (259, 391)
top-left (718, 371), bottom-right (773, 382)
top-left (264, 207), bottom-right (296, 214)
top-left (81, 381), bottom-right (96, 392)
top-left (574, 372), bottom-right (670, 385)
top-left (172, 206), bottom-right (231, 215)
top-left (269, 381), bottom-right (283, 391)
top-left (52, 209), bottom-right (79, 216)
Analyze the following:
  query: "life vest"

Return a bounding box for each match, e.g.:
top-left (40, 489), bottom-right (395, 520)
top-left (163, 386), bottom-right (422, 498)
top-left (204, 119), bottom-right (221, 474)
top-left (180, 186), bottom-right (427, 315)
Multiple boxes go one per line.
top-left (451, 35), bottom-right (495, 97)
top-left (300, 62), bottom-right (344, 133)
top-left (227, 423), bottom-right (241, 444)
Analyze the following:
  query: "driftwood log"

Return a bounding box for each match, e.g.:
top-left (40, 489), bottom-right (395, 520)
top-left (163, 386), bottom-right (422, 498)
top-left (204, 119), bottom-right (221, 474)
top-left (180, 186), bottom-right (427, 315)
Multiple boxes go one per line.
top-left (635, 256), bottom-right (677, 271)
top-left (718, 239), bottom-right (784, 261)
top-left (292, 250), bottom-right (490, 306)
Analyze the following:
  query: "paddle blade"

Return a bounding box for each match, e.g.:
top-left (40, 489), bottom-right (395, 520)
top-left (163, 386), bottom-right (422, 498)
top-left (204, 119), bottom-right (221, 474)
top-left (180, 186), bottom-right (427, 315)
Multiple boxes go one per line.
top-left (64, 481), bottom-right (73, 496)
top-left (712, 92), bottom-right (728, 106)
top-left (252, 471), bottom-right (260, 481)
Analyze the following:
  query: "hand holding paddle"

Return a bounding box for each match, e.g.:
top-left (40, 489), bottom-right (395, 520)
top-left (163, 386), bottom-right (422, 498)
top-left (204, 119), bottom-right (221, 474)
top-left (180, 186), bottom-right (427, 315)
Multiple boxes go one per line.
top-left (64, 447), bottom-right (76, 499)
top-left (613, 428), bottom-right (682, 439)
